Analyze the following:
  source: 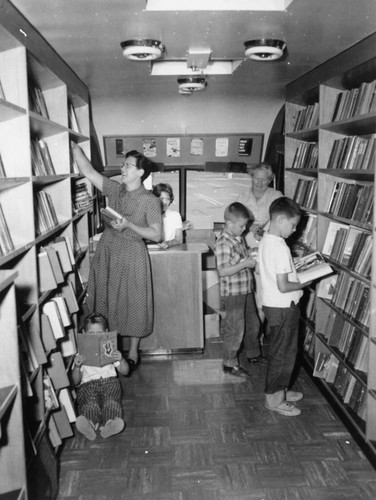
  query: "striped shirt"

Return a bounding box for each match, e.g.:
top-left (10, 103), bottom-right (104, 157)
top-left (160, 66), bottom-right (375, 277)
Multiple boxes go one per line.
top-left (214, 229), bottom-right (253, 296)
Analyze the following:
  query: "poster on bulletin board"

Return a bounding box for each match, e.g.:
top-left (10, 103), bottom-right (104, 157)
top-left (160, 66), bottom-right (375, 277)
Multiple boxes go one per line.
top-left (104, 133), bottom-right (264, 168)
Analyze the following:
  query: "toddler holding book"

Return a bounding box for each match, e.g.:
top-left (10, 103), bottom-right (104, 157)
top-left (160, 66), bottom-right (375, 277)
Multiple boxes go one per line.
top-left (72, 313), bottom-right (129, 440)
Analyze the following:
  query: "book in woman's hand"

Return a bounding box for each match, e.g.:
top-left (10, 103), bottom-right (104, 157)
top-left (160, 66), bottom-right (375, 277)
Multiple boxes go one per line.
top-left (100, 206), bottom-right (122, 224)
top-left (294, 251), bottom-right (333, 284)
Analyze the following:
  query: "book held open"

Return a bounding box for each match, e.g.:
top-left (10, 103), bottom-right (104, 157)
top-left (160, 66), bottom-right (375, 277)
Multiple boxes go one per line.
top-left (77, 331), bottom-right (118, 367)
top-left (294, 251), bottom-right (333, 284)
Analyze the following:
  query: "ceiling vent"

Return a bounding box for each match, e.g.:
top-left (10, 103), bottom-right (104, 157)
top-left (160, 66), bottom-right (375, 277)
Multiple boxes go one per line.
top-left (120, 39), bottom-right (165, 60)
top-left (244, 39), bottom-right (286, 61)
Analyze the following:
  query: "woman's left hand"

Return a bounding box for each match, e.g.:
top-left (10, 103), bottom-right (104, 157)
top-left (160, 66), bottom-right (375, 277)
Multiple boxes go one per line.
top-left (111, 217), bottom-right (128, 232)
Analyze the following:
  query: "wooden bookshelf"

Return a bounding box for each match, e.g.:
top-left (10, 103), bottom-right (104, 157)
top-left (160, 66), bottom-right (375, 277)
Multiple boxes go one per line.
top-left (0, 1), bottom-right (96, 497)
top-left (285, 32), bottom-right (376, 462)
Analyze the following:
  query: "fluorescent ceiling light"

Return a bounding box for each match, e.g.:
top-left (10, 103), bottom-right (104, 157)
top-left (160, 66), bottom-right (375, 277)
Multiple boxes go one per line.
top-left (146, 0), bottom-right (294, 11)
top-left (151, 60), bottom-right (243, 75)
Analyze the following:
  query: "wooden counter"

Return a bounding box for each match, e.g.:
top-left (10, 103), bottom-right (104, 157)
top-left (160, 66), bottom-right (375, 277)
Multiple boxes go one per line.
top-left (140, 243), bottom-right (208, 354)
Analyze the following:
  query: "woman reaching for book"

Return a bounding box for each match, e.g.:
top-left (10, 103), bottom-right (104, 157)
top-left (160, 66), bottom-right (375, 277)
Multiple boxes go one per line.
top-left (71, 143), bottom-right (162, 372)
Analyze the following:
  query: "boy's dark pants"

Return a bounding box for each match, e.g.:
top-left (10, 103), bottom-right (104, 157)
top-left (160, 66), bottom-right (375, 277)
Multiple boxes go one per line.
top-left (263, 301), bottom-right (300, 394)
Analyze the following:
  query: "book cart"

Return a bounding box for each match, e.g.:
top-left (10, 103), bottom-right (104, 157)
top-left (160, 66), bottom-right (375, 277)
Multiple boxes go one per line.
top-left (284, 33), bottom-right (376, 463)
top-left (0, 1), bottom-right (96, 497)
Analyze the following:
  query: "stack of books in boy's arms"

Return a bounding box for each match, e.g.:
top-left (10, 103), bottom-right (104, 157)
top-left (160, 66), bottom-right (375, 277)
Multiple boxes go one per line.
top-left (73, 182), bottom-right (92, 212)
top-left (294, 251), bottom-right (333, 284)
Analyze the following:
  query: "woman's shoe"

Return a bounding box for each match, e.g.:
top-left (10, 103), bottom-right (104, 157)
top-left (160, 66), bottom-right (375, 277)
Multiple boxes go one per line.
top-left (127, 358), bottom-right (140, 375)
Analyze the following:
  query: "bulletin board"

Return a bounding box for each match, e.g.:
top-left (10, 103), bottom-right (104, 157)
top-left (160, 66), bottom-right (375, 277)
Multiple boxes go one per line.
top-left (103, 133), bottom-right (264, 168)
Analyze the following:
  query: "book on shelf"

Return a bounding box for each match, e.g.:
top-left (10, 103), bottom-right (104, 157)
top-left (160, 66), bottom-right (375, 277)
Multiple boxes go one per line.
top-left (0, 202), bottom-right (15, 255)
top-left (339, 226), bottom-right (364, 266)
top-left (321, 221), bottom-right (348, 257)
top-left (34, 191), bottom-right (59, 234)
top-left (77, 330), bottom-right (118, 367)
top-left (41, 313), bottom-right (57, 352)
top-left (60, 281), bottom-right (79, 314)
top-left (52, 296), bottom-right (71, 327)
top-left (43, 375), bottom-right (60, 412)
top-left (331, 79), bottom-right (376, 121)
top-left (51, 406), bottom-right (73, 439)
top-left (47, 351), bottom-right (70, 390)
top-left (58, 388), bottom-right (76, 423)
top-left (18, 324), bottom-right (39, 376)
top-left (28, 81), bottom-right (49, 119)
top-left (313, 351), bottom-right (332, 379)
top-left (45, 246), bottom-right (65, 284)
top-left (38, 139), bottom-right (56, 175)
top-left (73, 181), bottom-right (92, 212)
top-left (0, 151), bottom-right (6, 177)
top-left (48, 414), bottom-right (63, 448)
top-left (302, 325), bottom-right (315, 359)
top-left (68, 103), bottom-right (81, 134)
top-left (100, 206), bottom-right (123, 224)
top-left (38, 249), bottom-right (58, 292)
top-left (60, 326), bottom-right (77, 358)
top-left (51, 237), bottom-right (73, 274)
top-left (294, 251), bottom-right (333, 284)
top-left (291, 142), bottom-right (318, 170)
top-left (42, 300), bottom-right (65, 339)
top-left (316, 274), bottom-right (338, 300)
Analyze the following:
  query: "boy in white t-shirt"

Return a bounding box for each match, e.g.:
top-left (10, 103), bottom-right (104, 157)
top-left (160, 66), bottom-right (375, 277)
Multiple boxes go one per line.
top-left (258, 197), bottom-right (311, 416)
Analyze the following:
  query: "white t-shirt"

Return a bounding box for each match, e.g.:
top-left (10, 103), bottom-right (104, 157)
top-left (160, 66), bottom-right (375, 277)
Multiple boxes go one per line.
top-left (80, 363), bottom-right (118, 384)
top-left (258, 233), bottom-right (303, 307)
top-left (163, 209), bottom-right (182, 241)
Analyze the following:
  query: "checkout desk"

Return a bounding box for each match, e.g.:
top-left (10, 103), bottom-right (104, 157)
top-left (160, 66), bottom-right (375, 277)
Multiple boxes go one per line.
top-left (139, 243), bottom-right (209, 354)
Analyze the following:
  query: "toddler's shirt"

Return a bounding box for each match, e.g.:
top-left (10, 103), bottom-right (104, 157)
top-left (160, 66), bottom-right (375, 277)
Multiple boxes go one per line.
top-left (79, 363), bottom-right (118, 385)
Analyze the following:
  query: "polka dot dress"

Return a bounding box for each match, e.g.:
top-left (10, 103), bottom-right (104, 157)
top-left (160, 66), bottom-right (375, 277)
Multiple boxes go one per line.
top-left (86, 178), bottom-right (162, 338)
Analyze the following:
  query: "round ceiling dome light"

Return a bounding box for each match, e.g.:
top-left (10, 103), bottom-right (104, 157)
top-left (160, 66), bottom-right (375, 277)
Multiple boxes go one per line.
top-left (244, 39), bottom-right (286, 61)
top-left (120, 39), bottom-right (165, 60)
top-left (177, 76), bottom-right (207, 93)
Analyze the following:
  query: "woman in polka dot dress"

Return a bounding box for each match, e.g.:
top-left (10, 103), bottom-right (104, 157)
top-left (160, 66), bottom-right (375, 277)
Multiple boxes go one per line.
top-left (72, 143), bottom-right (162, 370)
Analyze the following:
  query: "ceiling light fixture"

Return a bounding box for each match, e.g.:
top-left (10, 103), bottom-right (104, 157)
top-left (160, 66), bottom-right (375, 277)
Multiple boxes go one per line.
top-left (244, 39), bottom-right (286, 61)
top-left (177, 76), bottom-right (207, 93)
top-left (120, 39), bottom-right (165, 60)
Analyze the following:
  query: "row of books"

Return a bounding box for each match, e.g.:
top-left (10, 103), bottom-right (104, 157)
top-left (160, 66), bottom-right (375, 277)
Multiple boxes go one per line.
top-left (329, 270), bottom-right (370, 329)
top-left (0, 202), bottom-right (15, 256)
top-left (73, 182), bottom-right (92, 212)
top-left (313, 355), bottom-right (367, 421)
top-left (331, 79), bottom-right (376, 122)
top-left (326, 182), bottom-right (373, 224)
top-left (322, 221), bottom-right (372, 279)
top-left (34, 190), bottom-right (59, 236)
top-left (326, 134), bottom-right (376, 171)
top-left (31, 138), bottom-right (56, 176)
top-left (319, 311), bottom-right (368, 372)
top-left (291, 141), bottom-right (318, 170)
top-left (292, 102), bottom-right (319, 131)
top-left (293, 178), bottom-right (317, 209)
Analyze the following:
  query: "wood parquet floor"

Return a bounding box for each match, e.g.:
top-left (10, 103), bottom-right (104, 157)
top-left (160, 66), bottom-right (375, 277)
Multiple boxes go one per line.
top-left (57, 339), bottom-right (376, 500)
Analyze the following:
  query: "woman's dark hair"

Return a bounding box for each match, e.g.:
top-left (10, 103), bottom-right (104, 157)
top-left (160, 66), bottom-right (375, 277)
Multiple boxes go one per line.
top-left (152, 183), bottom-right (174, 203)
top-left (84, 313), bottom-right (109, 332)
top-left (125, 150), bottom-right (153, 182)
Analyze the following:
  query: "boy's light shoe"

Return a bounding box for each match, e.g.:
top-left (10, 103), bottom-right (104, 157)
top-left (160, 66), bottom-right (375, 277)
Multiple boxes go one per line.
top-left (100, 417), bottom-right (125, 439)
top-left (76, 415), bottom-right (96, 441)
top-left (286, 390), bottom-right (303, 402)
top-left (265, 401), bottom-right (301, 417)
